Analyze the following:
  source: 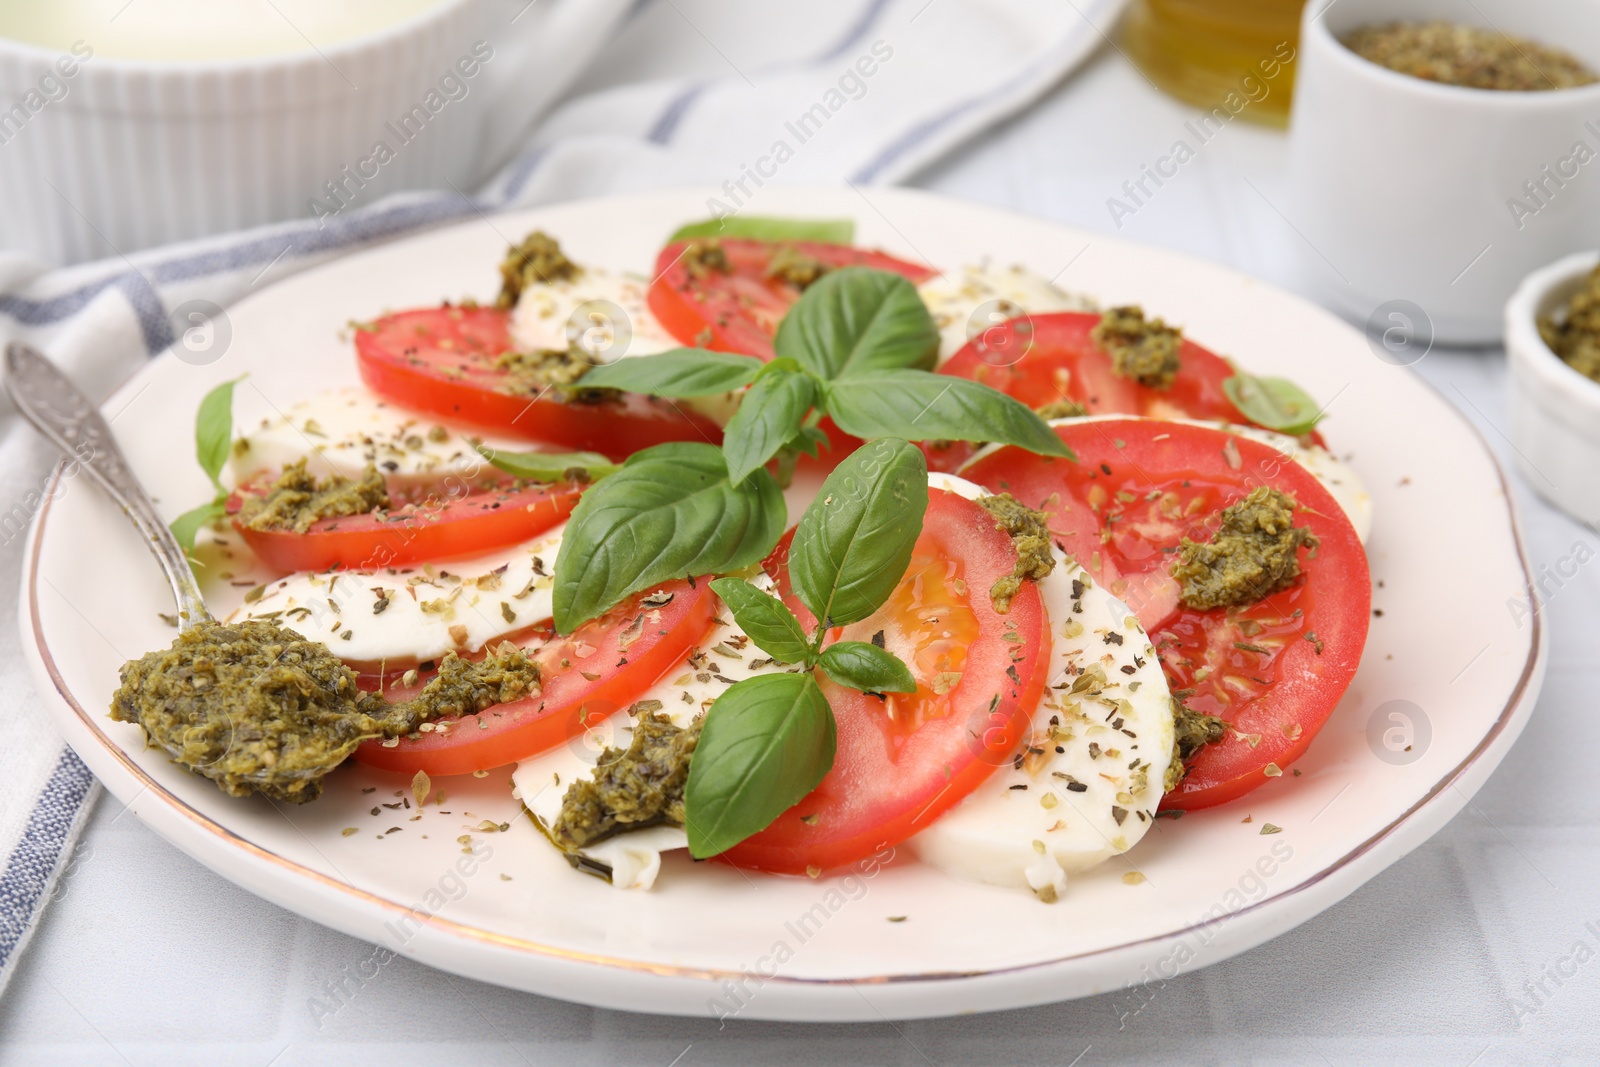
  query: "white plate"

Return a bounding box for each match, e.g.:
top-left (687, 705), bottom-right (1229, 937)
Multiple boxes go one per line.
top-left (19, 186), bottom-right (1545, 1021)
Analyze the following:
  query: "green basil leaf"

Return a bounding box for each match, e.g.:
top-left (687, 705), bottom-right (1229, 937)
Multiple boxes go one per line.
top-left (578, 349), bottom-right (763, 397)
top-left (823, 369), bottom-right (1075, 459)
top-left (788, 425), bottom-right (831, 460)
top-left (195, 377), bottom-right (242, 494)
top-left (684, 672), bottom-right (835, 858)
top-left (774, 267), bottom-right (939, 379)
top-left (722, 366), bottom-right (818, 484)
top-left (471, 443), bottom-right (617, 483)
top-left (552, 442), bottom-right (785, 632)
top-left (170, 500), bottom-right (226, 560)
top-left (708, 577), bottom-right (811, 664)
top-left (790, 438), bottom-right (926, 627)
top-left (1223, 374), bottom-right (1323, 436)
top-left (817, 641), bottom-right (917, 694)
top-left (667, 216), bottom-right (855, 245)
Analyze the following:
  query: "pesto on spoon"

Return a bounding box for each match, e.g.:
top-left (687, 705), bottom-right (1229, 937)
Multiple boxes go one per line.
top-left (5, 343), bottom-right (538, 803)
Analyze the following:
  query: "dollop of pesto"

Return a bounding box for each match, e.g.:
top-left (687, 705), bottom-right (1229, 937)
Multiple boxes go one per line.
top-left (1538, 264), bottom-right (1600, 385)
top-left (495, 230), bottom-right (580, 309)
top-left (977, 493), bottom-right (1056, 614)
top-left (1092, 305), bottom-right (1182, 390)
top-left (1035, 398), bottom-right (1088, 420)
top-left (682, 239), bottom-right (730, 279)
top-left (1166, 698), bottom-right (1228, 792)
top-left (236, 459), bottom-right (390, 534)
top-left (551, 708), bottom-right (698, 850)
top-left (1171, 486), bottom-right (1318, 611)
top-left (494, 346), bottom-right (593, 388)
top-left (765, 244), bottom-right (831, 289)
top-left (111, 621), bottom-right (538, 803)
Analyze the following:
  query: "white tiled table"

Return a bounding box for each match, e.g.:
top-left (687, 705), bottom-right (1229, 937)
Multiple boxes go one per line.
top-left (3, 44), bottom-right (1597, 1067)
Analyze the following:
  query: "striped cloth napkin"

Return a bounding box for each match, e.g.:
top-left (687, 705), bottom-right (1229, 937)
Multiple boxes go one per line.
top-left (0, 0), bottom-right (1123, 995)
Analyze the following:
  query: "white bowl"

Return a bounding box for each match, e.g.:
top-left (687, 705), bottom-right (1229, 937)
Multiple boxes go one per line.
top-left (0, 0), bottom-right (628, 265)
top-left (1506, 250), bottom-right (1600, 524)
top-left (1288, 0), bottom-right (1600, 345)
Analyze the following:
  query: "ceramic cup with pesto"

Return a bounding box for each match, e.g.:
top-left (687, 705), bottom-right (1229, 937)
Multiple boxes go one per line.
top-left (1288, 0), bottom-right (1600, 345)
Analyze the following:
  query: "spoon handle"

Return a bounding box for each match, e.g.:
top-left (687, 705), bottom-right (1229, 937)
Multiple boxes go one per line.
top-left (5, 342), bottom-right (211, 626)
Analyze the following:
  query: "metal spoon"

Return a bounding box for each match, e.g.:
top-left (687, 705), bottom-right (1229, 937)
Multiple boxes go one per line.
top-left (5, 341), bottom-right (210, 629)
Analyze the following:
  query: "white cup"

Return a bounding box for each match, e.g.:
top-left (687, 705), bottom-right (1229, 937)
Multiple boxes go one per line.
top-left (0, 0), bottom-right (628, 265)
top-left (1287, 0), bottom-right (1600, 346)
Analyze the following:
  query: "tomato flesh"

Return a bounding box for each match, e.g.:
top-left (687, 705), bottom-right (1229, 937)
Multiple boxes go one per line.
top-left (963, 419), bottom-right (1369, 809)
top-left (354, 305), bottom-right (721, 459)
top-left (719, 488), bottom-right (1051, 873)
top-left (647, 239), bottom-right (935, 360)
top-left (351, 577), bottom-right (718, 776)
top-left (226, 476), bottom-right (582, 573)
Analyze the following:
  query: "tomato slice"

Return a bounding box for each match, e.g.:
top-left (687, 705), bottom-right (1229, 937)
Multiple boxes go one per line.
top-left (354, 305), bottom-right (721, 458)
top-left (719, 488), bottom-right (1051, 873)
top-left (964, 419), bottom-right (1369, 809)
top-left (351, 577), bottom-right (718, 776)
top-left (226, 477), bottom-right (583, 573)
top-left (932, 311), bottom-right (1264, 472)
top-left (647, 239), bottom-right (936, 360)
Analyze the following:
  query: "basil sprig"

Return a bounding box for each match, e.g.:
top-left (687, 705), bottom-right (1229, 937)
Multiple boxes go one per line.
top-left (172, 376), bottom-right (244, 561)
top-left (685, 441), bottom-right (926, 858)
top-left (1223, 374), bottom-right (1322, 437)
top-left (667, 215), bottom-right (855, 245)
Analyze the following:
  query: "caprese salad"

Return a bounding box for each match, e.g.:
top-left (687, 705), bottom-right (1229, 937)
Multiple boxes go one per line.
top-left (155, 214), bottom-right (1371, 902)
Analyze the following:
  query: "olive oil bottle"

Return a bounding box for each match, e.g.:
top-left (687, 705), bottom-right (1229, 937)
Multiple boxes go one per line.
top-left (1120, 0), bottom-right (1307, 126)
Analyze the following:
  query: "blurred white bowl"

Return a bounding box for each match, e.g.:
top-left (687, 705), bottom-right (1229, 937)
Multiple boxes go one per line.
top-left (1506, 250), bottom-right (1600, 524)
top-left (1288, 0), bottom-right (1600, 346)
top-left (0, 0), bottom-right (628, 265)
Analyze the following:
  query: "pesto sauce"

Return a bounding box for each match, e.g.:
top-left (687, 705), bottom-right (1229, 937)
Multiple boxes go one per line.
top-left (1171, 486), bottom-right (1317, 611)
top-left (495, 230), bottom-right (580, 309)
top-left (1034, 398), bottom-right (1088, 420)
top-left (977, 493), bottom-right (1056, 614)
top-left (1538, 264), bottom-right (1600, 385)
top-left (551, 708), bottom-right (698, 849)
top-left (111, 620), bottom-right (538, 803)
top-left (1167, 697), bottom-right (1228, 792)
top-left (764, 244), bottom-right (831, 289)
top-left (1092, 305), bottom-right (1182, 390)
top-left (237, 458), bottom-right (390, 534)
top-left (681, 239), bottom-right (730, 280)
top-left (1343, 21), bottom-right (1597, 91)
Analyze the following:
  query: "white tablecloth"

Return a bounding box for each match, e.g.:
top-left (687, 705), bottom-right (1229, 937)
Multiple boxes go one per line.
top-left (4, 27), bottom-right (1598, 1067)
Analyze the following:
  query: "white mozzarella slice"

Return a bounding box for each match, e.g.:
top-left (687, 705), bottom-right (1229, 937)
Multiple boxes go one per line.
top-left (512, 576), bottom-right (791, 890)
top-left (226, 528), bottom-right (564, 665)
top-left (508, 266), bottom-right (679, 361)
top-left (229, 387), bottom-right (527, 486)
top-left (908, 539), bottom-right (1176, 902)
top-left (917, 263), bottom-right (1095, 363)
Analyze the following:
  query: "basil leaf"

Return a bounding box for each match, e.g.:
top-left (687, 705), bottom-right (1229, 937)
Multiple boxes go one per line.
top-left (170, 500), bottom-right (226, 559)
top-left (578, 349), bottom-right (762, 397)
top-left (195, 377), bottom-right (241, 494)
top-left (817, 641), bottom-right (917, 694)
top-left (708, 578), bottom-right (811, 664)
top-left (788, 425), bottom-right (831, 460)
top-left (684, 672), bottom-right (835, 858)
top-left (823, 370), bottom-right (1075, 459)
top-left (774, 267), bottom-right (939, 379)
top-left (790, 438), bottom-right (926, 627)
top-left (1223, 374), bottom-right (1323, 436)
top-left (722, 366), bottom-right (818, 484)
top-left (471, 443), bottom-right (617, 483)
top-left (668, 216), bottom-right (855, 245)
top-left (551, 442), bottom-right (785, 632)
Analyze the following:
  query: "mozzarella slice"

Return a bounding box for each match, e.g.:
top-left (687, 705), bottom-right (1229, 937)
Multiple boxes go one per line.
top-left (226, 528), bottom-right (563, 665)
top-left (229, 387), bottom-right (527, 486)
top-left (917, 263), bottom-right (1096, 363)
top-left (511, 576), bottom-right (790, 890)
top-left (911, 477), bottom-right (1176, 901)
top-left (508, 267), bottom-right (679, 362)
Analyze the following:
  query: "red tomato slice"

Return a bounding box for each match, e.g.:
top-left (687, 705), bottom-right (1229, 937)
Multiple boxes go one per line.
top-left (930, 311), bottom-right (1306, 472)
top-left (354, 305), bottom-right (721, 459)
top-left (647, 239), bottom-right (936, 360)
top-left (719, 488), bottom-right (1051, 874)
top-left (226, 477), bottom-right (582, 573)
top-left (964, 418), bottom-right (1369, 810)
top-left (351, 577), bottom-right (718, 776)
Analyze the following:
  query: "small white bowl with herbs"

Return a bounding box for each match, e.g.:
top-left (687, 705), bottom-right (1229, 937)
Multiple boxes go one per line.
top-left (1506, 251), bottom-right (1600, 524)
